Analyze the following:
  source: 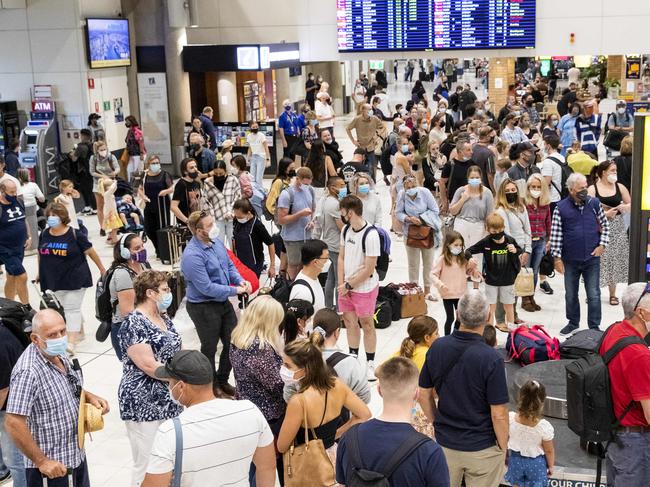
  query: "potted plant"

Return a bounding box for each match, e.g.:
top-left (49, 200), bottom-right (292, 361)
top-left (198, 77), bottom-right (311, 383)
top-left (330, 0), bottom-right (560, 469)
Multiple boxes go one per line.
top-left (604, 78), bottom-right (621, 99)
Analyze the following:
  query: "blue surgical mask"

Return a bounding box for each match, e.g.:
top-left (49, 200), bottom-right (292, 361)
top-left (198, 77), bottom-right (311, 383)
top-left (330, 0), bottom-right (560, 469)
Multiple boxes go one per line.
top-left (401, 144), bottom-right (410, 154)
top-left (338, 187), bottom-right (348, 199)
top-left (407, 188), bottom-right (418, 197)
top-left (309, 119), bottom-right (318, 126)
top-left (358, 184), bottom-right (370, 194)
top-left (149, 163), bottom-right (161, 174)
top-left (468, 178), bottom-right (481, 187)
top-left (39, 335), bottom-right (68, 357)
top-left (158, 292), bottom-right (173, 312)
top-left (47, 216), bottom-right (61, 227)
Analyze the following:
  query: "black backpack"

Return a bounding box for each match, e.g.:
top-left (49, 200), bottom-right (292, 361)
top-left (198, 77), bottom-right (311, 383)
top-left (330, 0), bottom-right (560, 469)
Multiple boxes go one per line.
top-left (0, 297), bottom-right (34, 349)
top-left (565, 324), bottom-right (647, 485)
top-left (345, 424), bottom-right (429, 487)
top-left (269, 276), bottom-right (315, 307)
top-left (95, 264), bottom-right (137, 323)
top-left (547, 156), bottom-right (573, 199)
top-left (343, 225), bottom-right (390, 282)
top-left (559, 328), bottom-right (604, 360)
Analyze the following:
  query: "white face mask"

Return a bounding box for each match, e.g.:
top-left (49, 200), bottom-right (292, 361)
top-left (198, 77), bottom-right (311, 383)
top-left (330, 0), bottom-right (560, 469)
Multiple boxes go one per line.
top-left (320, 259), bottom-right (331, 274)
top-left (617, 107), bottom-right (626, 115)
top-left (98, 150), bottom-right (108, 158)
top-left (449, 246), bottom-right (463, 256)
top-left (236, 217), bottom-right (249, 224)
top-left (529, 189), bottom-right (541, 199)
top-left (208, 226), bottom-right (219, 241)
top-left (279, 365), bottom-right (301, 386)
top-left (168, 382), bottom-right (183, 407)
top-left (607, 174), bottom-right (617, 184)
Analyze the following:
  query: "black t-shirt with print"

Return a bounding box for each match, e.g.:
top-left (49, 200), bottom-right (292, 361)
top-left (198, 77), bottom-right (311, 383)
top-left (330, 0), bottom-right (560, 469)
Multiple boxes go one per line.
top-left (172, 178), bottom-right (201, 222)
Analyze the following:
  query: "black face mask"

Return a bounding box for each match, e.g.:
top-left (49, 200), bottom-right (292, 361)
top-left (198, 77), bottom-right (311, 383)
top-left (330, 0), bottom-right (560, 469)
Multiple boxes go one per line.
top-left (251, 128), bottom-right (259, 134)
top-left (287, 169), bottom-right (296, 178)
top-left (526, 100), bottom-right (533, 107)
top-left (213, 175), bottom-right (226, 183)
top-left (439, 121), bottom-right (446, 128)
top-left (506, 192), bottom-right (519, 204)
top-left (341, 214), bottom-right (350, 225)
top-left (491, 231), bottom-right (505, 241)
top-left (190, 143), bottom-right (201, 152)
top-left (576, 189), bottom-right (588, 202)
top-left (188, 171), bottom-right (199, 180)
top-left (489, 136), bottom-right (496, 144)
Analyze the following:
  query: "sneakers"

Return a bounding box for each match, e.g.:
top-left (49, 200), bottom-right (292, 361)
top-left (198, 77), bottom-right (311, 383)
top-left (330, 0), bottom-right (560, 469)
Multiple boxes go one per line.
top-left (559, 324), bottom-right (579, 336)
top-left (0, 472), bottom-right (11, 485)
top-left (367, 361), bottom-right (377, 382)
top-left (540, 281), bottom-right (554, 295)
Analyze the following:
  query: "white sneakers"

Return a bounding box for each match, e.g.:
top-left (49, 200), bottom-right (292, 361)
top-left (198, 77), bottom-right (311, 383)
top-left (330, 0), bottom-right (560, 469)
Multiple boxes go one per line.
top-left (367, 360), bottom-right (377, 382)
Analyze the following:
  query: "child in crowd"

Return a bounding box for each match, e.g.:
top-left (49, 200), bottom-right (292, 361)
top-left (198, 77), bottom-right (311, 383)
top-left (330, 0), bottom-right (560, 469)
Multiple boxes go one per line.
top-left (465, 213), bottom-right (522, 332)
top-left (98, 177), bottom-right (123, 243)
top-left (483, 324), bottom-right (497, 347)
top-left (505, 380), bottom-right (555, 487)
top-left (280, 298), bottom-right (315, 345)
top-left (392, 315), bottom-right (439, 370)
top-left (494, 157), bottom-right (512, 191)
top-left (54, 179), bottom-right (81, 229)
top-left (495, 139), bottom-right (510, 160)
top-left (431, 230), bottom-right (474, 335)
top-left (232, 198), bottom-right (276, 278)
top-left (231, 154), bottom-right (253, 198)
top-left (117, 193), bottom-right (144, 231)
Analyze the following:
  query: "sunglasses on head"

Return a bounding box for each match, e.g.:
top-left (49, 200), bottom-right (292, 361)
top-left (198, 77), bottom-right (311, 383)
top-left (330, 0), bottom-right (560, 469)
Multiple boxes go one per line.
top-left (634, 282), bottom-right (650, 311)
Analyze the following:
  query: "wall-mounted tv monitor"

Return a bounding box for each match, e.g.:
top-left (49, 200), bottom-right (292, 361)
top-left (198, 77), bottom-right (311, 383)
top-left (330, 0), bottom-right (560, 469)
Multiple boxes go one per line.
top-left (337, 0), bottom-right (536, 52)
top-left (86, 18), bottom-right (131, 69)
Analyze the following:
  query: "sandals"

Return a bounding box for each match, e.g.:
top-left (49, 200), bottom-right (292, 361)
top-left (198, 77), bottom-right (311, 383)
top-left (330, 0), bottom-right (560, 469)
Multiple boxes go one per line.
top-left (495, 323), bottom-right (510, 333)
top-left (610, 296), bottom-right (620, 306)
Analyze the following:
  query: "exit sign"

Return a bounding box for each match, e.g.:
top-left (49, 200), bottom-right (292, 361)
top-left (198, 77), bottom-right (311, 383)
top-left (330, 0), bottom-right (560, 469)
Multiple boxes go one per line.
top-left (32, 100), bottom-right (53, 112)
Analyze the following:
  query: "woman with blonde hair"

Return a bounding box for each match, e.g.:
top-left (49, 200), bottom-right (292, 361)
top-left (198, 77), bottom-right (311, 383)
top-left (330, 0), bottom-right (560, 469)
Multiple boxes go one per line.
top-left (90, 140), bottom-right (118, 231)
top-left (351, 172), bottom-right (382, 227)
top-left (524, 173), bottom-right (552, 311)
top-left (229, 295), bottom-right (287, 482)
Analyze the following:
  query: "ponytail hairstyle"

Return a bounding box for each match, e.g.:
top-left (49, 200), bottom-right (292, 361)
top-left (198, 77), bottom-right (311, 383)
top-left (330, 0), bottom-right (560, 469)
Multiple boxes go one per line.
top-left (517, 379), bottom-right (547, 421)
top-left (590, 160), bottom-right (615, 184)
top-left (284, 333), bottom-right (335, 393)
top-left (280, 299), bottom-right (315, 345)
top-left (399, 316), bottom-right (438, 359)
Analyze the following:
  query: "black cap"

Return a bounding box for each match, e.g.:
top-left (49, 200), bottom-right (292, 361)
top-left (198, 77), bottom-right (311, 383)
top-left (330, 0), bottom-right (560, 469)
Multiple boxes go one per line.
top-left (154, 350), bottom-right (213, 385)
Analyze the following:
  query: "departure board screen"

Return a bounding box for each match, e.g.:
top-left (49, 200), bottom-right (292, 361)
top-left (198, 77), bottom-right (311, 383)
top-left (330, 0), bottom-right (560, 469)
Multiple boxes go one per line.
top-left (337, 0), bottom-right (536, 52)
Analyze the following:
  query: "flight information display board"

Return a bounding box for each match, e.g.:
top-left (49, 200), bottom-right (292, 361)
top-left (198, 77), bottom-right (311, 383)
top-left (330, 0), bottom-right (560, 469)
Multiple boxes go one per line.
top-left (337, 0), bottom-right (536, 52)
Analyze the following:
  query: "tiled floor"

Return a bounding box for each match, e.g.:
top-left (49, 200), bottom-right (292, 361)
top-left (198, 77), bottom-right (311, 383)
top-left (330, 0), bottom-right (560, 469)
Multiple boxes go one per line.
top-left (1, 75), bottom-right (627, 486)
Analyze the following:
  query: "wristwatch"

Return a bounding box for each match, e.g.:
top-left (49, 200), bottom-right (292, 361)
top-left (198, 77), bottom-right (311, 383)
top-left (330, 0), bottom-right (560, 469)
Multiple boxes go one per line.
top-left (344, 282), bottom-right (353, 291)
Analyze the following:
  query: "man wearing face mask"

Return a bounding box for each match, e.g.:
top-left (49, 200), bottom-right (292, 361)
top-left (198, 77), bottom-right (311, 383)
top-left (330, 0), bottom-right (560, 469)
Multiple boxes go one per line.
top-left (346, 103), bottom-right (387, 180)
top-left (598, 282), bottom-right (650, 486)
top-left (550, 173), bottom-right (610, 335)
top-left (278, 99), bottom-right (300, 158)
top-left (0, 180), bottom-right (31, 305)
top-left (521, 93), bottom-right (540, 127)
top-left (5, 309), bottom-right (109, 487)
top-left (501, 113), bottom-right (528, 145)
top-left (575, 99), bottom-right (602, 158)
top-left (439, 138), bottom-right (474, 214)
top-left (507, 141), bottom-right (541, 194)
top-left (144, 350), bottom-right (276, 487)
top-left (182, 211), bottom-right (252, 397)
top-left (289, 239), bottom-right (328, 313)
top-left (472, 126), bottom-right (497, 189)
top-left (188, 133), bottom-right (215, 174)
top-left (171, 157), bottom-right (202, 226)
top-left (319, 177), bottom-right (346, 308)
top-left (605, 100), bottom-right (634, 157)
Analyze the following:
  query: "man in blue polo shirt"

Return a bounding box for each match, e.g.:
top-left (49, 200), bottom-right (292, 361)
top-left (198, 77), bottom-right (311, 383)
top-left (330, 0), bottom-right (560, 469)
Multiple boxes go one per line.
top-left (419, 290), bottom-right (509, 487)
top-left (278, 99), bottom-right (301, 158)
top-left (181, 211), bottom-right (252, 398)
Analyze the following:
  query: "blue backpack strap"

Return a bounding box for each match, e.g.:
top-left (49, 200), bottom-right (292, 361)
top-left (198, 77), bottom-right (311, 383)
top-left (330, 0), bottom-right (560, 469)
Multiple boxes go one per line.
top-left (172, 417), bottom-right (183, 487)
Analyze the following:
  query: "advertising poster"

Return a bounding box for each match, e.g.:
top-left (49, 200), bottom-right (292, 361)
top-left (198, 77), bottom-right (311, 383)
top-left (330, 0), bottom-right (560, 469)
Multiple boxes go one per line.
top-left (113, 97), bottom-right (124, 122)
top-left (137, 73), bottom-right (172, 164)
top-left (627, 56), bottom-right (641, 79)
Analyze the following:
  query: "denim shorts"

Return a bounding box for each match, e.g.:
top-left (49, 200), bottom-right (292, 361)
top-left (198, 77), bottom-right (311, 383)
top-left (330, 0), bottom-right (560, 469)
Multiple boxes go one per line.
top-left (504, 450), bottom-right (548, 487)
top-left (0, 247), bottom-right (25, 276)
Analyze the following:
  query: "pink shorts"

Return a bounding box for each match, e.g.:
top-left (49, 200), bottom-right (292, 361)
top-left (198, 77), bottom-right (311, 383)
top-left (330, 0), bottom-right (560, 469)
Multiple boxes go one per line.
top-left (338, 286), bottom-right (379, 318)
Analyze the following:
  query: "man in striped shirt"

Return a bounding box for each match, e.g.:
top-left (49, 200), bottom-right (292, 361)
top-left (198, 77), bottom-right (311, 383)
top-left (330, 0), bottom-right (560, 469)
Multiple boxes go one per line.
top-left (550, 173), bottom-right (610, 335)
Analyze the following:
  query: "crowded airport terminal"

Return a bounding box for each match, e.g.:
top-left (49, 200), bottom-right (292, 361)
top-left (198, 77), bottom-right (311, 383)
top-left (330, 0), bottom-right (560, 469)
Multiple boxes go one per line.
top-left (2, 0), bottom-right (650, 486)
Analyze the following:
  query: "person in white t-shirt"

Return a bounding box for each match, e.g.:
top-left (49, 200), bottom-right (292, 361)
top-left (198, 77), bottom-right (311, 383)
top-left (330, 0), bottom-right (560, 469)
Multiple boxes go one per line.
top-left (289, 239), bottom-right (328, 313)
top-left (145, 350), bottom-right (276, 487)
top-left (17, 168), bottom-right (44, 253)
top-left (315, 91), bottom-right (335, 131)
top-left (337, 195), bottom-right (381, 381)
top-left (246, 122), bottom-right (270, 186)
top-left (540, 134), bottom-right (564, 207)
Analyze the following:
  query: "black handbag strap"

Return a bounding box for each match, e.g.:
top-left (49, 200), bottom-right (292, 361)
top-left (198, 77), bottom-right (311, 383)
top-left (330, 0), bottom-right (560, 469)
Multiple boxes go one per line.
top-left (435, 341), bottom-right (481, 392)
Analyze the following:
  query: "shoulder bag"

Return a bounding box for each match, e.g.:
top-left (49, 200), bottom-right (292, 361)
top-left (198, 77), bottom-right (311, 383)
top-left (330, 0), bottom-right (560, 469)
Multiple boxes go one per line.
top-left (282, 396), bottom-right (336, 486)
top-left (406, 224), bottom-right (435, 249)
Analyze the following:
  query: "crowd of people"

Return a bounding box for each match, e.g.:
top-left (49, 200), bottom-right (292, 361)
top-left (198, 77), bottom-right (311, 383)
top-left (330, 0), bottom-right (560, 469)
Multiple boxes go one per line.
top-left (0, 60), bottom-right (646, 487)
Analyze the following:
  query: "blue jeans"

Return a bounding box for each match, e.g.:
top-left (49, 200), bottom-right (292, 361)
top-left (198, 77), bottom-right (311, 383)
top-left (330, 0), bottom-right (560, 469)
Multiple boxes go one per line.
top-left (110, 322), bottom-right (123, 361)
top-left (607, 431), bottom-right (650, 487)
top-left (365, 151), bottom-right (377, 181)
top-left (26, 459), bottom-right (89, 487)
top-left (563, 258), bottom-right (602, 330)
top-left (0, 411), bottom-right (26, 487)
top-left (250, 154), bottom-right (266, 186)
top-left (529, 238), bottom-right (546, 288)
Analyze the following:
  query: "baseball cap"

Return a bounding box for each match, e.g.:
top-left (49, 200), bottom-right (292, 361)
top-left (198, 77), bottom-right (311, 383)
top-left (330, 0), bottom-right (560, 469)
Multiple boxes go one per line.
top-left (155, 350), bottom-right (213, 385)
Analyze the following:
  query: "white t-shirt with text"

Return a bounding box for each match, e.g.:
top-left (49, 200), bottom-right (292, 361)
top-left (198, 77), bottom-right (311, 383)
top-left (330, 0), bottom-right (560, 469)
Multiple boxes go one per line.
top-left (340, 222), bottom-right (381, 293)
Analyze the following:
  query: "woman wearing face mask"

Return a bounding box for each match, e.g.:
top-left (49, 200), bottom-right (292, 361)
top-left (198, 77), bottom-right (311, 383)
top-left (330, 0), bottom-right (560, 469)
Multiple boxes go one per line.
top-left (542, 113), bottom-right (560, 139)
top-left (280, 299), bottom-right (315, 345)
top-left (558, 103), bottom-right (581, 156)
top-left (277, 332), bottom-right (372, 470)
top-left (296, 111), bottom-right (320, 163)
top-left (232, 198), bottom-right (276, 278)
top-left (520, 113), bottom-right (539, 141)
top-left (429, 113), bottom-right (448, 145)
top-left (412, 117), bottom-right (430, 183)
top-left (117, 270), bottom-right (182, 487)
top-left (523, 174), bottom-right (552, 312)
top-left (422, 140), bottom-right (447, 197)
top-left (588, 161), bottom-right (631, 306)
top-left (139, 155), bottom-right (173, 259)
top-left (38, 202), bottom-right (105, 353)
top-left (390, 136), bottom-right (414, 237)
top-left (201, 160), bottom-right (241, 246)
top-left (246, 121), bottom-right (271, 186)
top-left (108, 233), bottom-right (149, 360)
top-left (87, 113), bottom-right (105, 142)
top-left (352, 172), bottom-right (382, 227)
top-left (90, 140), bottom-right (118, 231)
top-left (124, 115), bottom-right (147, 183)
top-left (305, 139), bottom-right (337, 193)
top-left (187, 116), bottom-right (210, 147)
top-left (494, 179), bottom-right (532, 326)
top-left (449, 165), bottom-right (494, 274)
top-left (396, 175), bottom-right (441, 301)
top-left (229, 295), bottom-right (287, 484)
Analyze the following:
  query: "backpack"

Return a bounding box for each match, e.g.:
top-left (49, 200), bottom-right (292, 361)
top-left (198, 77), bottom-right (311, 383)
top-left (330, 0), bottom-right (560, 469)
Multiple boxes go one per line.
top-left (342, 225), bottom-right (390, 281)
top-left (565, 324), bottom-right (647, 486)
top-left (547, 156), bottom-right (573, 199)
top-left (506, 325), bottom-right (560, 365)
top-left (373, 300), bottom-right (392, 329)
top-left (95, 264), bottom-right (137, 323)
top-left (345, 424), bottom-right (430, 487)
top-left (0, 297), bottom-right (35, 349)
top-left (559, 328), bottom-right (604, 360)
top-left (379, 134), bottom-right (393, 176)
top-left (250, 181), bottom-right (269, 220)
top-left (269, 276), bottom-right (315, 307)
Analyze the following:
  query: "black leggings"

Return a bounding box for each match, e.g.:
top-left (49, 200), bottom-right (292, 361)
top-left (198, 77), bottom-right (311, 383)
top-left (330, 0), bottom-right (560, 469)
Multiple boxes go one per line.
top-left (443, 298), bottom-right (460, 335)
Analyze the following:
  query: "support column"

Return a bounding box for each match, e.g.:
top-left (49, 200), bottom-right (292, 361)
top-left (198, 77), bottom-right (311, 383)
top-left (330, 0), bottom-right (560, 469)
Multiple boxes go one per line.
top-left (216, 72), bottom-right (238, 122)
top-left (275, 68), bottom-right (290, 111)
top-left (488, 57), bottom-right (515, 110)
top-left (607, 55), bottom-right (628, 98)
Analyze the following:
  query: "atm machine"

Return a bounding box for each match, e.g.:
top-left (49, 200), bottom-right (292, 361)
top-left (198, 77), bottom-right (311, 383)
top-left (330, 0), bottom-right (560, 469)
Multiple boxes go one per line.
top-left (629, 113), bottom-right (650, 283)
top-left (0, 101), bottom-right (21, 154)
top-left (18, 101), bottom-right (60, 198)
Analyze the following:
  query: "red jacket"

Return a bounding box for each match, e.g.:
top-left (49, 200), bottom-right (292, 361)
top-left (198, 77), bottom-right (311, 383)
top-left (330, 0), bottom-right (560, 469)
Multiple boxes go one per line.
top-left (227, 248), bottom-right (259, 293)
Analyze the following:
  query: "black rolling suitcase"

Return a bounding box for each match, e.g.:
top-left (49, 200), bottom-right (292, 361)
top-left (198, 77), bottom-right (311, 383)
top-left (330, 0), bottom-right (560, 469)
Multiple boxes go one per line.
top-left (157, 197), bottom-right (184, 265)
top-left (30, 280), bottom-right (66, 320)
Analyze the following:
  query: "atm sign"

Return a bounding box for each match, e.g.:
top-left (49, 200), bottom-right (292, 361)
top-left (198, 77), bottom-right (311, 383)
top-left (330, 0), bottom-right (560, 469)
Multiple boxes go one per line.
top-left (32, 100), bottom-right (53, 112)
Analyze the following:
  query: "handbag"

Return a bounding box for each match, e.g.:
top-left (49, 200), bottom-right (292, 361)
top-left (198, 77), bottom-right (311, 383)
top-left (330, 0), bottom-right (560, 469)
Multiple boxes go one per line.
top-left (95, 320), bottom-right (111, 342)
top-left (396, 283), bottom-right (428, 318)
top-left (119, 148), bottom-right (130, 180)
top-left (283, 397), bottom-right (336, 487)
top-left (603, 129), bottom-right (626, 151)
top-left (406, 224), bottom-right (434, 249)
top-left (514, 268), bottom-right (535, 297)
